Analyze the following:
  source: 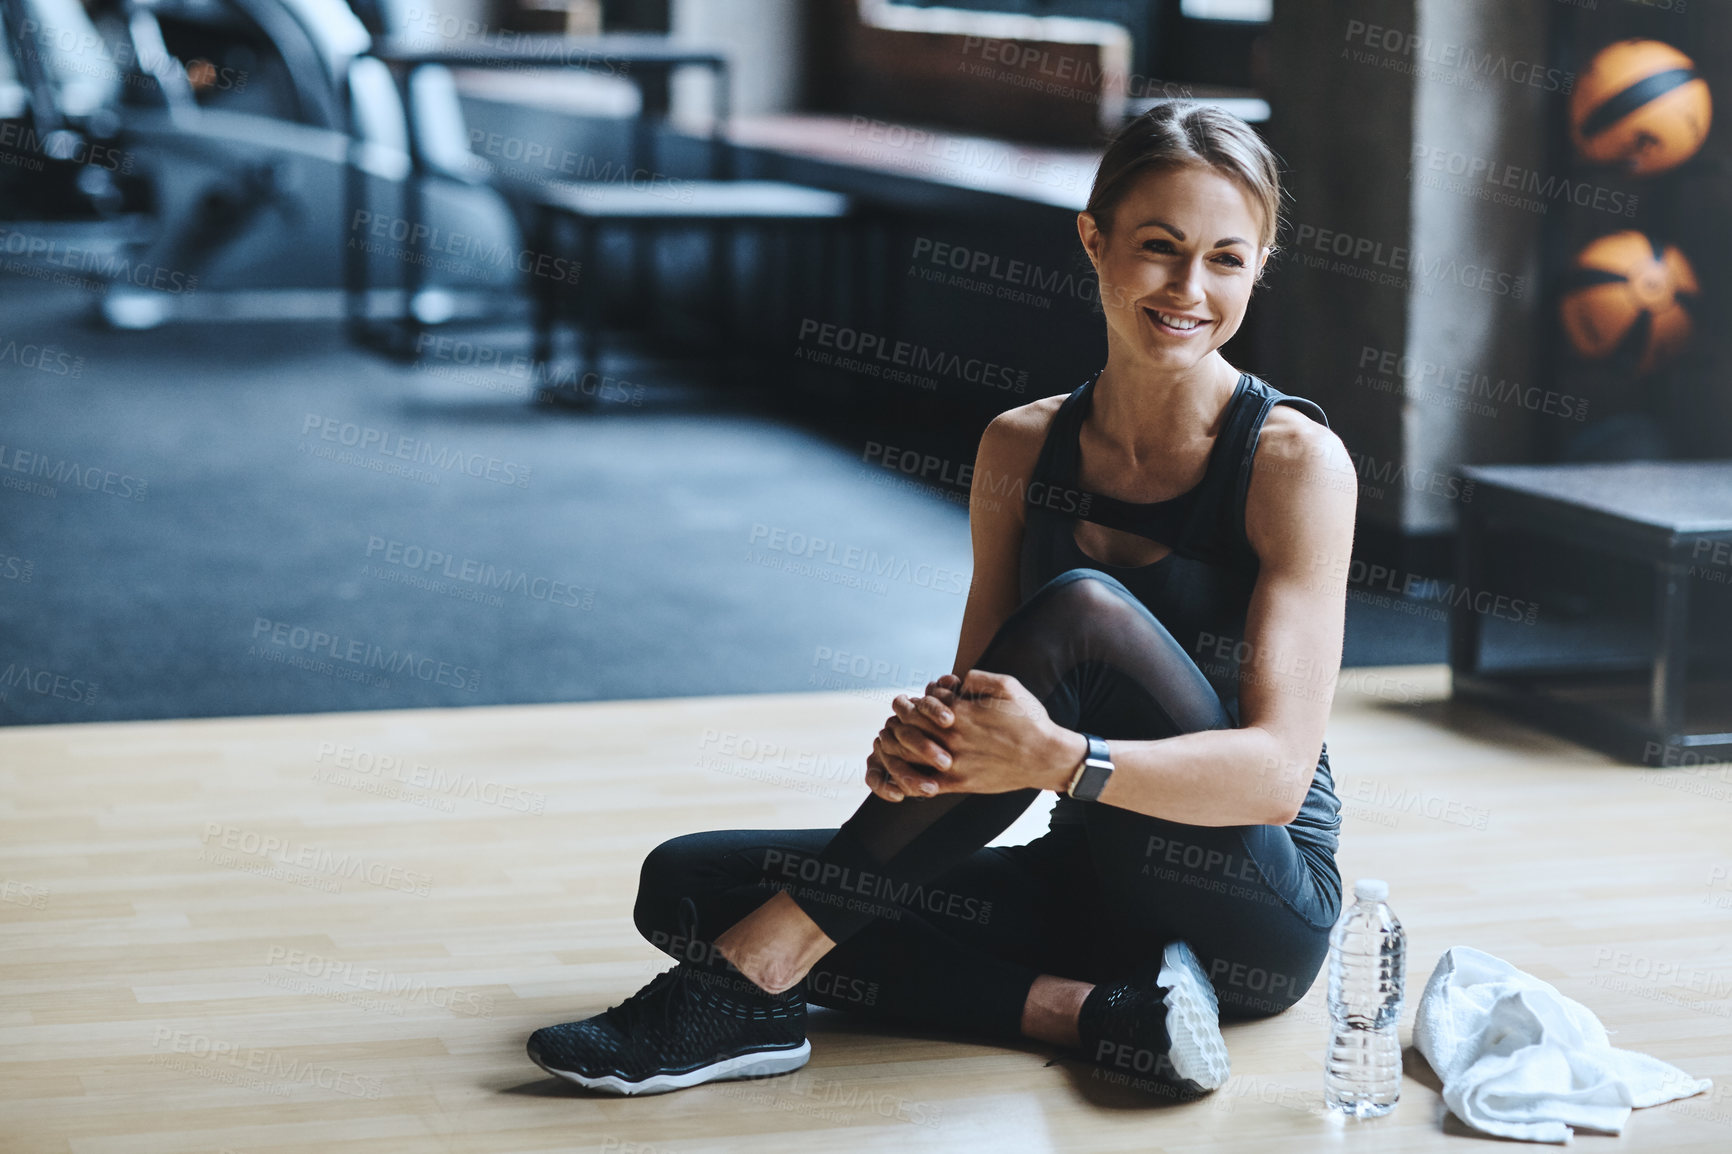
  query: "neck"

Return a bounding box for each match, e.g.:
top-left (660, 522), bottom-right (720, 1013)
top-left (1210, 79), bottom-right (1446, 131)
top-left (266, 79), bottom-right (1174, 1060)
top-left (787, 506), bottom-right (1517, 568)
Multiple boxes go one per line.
top-left (1089, 348), bottom-right (1239, 462)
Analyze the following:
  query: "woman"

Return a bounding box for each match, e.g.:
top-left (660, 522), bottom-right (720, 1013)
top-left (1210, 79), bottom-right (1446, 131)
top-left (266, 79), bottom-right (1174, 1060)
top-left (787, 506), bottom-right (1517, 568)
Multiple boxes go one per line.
top-left (527, 101), bottom-right (1356, 1098)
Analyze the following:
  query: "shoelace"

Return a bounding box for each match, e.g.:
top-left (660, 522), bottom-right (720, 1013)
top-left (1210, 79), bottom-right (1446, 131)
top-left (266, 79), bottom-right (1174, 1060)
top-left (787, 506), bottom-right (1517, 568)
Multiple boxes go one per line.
top-left (1084, 968), bottom-right (1172, 1051)
top-left (603, 900), bottom-right (789, 1040)
top-left (602, 963), bottom-right (700, 1039)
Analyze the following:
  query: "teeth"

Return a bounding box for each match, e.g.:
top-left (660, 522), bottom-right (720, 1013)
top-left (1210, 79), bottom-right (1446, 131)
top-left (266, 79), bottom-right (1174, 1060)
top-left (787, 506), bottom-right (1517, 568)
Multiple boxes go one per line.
top-left (1153, 311), bottom-right (1202, 330)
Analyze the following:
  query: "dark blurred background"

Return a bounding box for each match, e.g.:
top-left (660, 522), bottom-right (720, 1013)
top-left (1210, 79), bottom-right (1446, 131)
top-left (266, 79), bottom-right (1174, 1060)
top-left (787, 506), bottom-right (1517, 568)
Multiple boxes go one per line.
top-left (1, 0), bottom-right (1725, 724)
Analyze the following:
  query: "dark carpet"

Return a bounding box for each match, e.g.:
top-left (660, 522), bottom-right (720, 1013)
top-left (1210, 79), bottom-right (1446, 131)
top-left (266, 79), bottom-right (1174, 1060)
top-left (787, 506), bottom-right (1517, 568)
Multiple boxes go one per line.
top-left (0, 280), bottom-right (1442, 727)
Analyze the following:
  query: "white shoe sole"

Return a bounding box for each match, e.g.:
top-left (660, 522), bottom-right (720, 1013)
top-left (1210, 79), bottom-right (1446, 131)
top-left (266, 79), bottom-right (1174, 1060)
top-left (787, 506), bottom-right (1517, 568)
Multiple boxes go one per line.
top-left (530, 1039), bottom-right (811, 1096)
top-left (1158, 940), bottom-right (1231, 1092)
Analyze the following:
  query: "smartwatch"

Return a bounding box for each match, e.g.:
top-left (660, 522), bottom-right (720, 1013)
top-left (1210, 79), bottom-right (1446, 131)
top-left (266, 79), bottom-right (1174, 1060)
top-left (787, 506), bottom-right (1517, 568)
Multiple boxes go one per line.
top-left (1065, 733), bottom-right (1114, 802)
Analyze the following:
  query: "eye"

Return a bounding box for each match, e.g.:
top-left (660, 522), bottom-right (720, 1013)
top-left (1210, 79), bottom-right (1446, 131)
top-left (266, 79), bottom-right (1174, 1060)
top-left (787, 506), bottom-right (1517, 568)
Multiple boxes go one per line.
top-left (1140, 238), bottom-right (1175, 253)
top-left (1214, 253), bottom-right (1246, 268)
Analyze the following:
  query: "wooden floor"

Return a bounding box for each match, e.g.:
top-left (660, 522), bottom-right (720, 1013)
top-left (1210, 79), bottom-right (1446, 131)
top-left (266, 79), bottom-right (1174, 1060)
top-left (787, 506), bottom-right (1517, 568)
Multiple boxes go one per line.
top-left (4, 665), bottom-right (1728, 1153)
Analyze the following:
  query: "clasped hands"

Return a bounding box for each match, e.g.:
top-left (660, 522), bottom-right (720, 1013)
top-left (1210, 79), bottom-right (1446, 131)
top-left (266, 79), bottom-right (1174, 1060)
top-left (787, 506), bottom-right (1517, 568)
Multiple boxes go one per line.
top-left (865, 670), bottom-right (1088, 802)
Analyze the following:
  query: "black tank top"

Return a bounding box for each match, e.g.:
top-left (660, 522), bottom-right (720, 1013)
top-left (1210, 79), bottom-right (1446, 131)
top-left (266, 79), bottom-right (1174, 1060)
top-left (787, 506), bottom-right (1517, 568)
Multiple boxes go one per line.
top-left (1020, 368), bottom-right (1342, 860)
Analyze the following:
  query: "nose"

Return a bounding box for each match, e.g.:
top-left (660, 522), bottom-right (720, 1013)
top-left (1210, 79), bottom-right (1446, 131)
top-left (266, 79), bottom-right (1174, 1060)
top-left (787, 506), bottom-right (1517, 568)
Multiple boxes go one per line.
top-left (1166, 255), bottom-right (1207, 305)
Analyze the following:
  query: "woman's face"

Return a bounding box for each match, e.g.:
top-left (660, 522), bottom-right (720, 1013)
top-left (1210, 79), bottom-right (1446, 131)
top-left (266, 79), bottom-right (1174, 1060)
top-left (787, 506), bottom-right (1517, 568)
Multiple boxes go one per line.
top-left (1078, 163), bottom-right (1268, 375)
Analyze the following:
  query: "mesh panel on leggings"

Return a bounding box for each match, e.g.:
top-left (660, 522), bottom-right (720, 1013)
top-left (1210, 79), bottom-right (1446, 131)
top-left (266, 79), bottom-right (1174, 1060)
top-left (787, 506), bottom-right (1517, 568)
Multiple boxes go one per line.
top-left (789, 569), bottom-right (1235, 943)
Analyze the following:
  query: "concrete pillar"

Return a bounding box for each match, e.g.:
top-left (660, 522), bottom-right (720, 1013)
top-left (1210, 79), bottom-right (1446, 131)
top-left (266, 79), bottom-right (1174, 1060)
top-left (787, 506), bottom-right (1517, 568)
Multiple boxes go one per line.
top-left (669, 0), bottom-right (805, 125)
top-left (1402, 0), bottom-right (1546, 532)
top-left (1267, 0), bottom-right (1549, 537)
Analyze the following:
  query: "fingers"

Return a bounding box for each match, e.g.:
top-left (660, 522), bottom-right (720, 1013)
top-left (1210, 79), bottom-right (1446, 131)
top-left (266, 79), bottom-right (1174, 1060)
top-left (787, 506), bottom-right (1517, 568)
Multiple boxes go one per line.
top-left (865, 755), bottom-right (904, 803)
top-left (894, 691), bottom-right (955, 730)
top-left (883, 694), bottom-right (954, 767)
top-left (872, 738), bottom-right (943, 798)
top-left (924, 674), bottom-right (961, 698)
top-left (957, 670), bottom-right (1039, 719)
top-left (884, 714), bottom-right (952, 771)
top-left (959, 669), bottom-right (1012, 696)
top-left (885, 755), bottom-right (941, 798)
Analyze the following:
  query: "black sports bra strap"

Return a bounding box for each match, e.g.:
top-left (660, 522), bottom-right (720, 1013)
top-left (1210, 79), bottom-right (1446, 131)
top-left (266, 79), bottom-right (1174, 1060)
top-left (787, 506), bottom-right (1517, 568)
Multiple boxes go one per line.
top-left (1228, 380), bottom-right (1335, 556)
top-left (1025, 370), bottom-right (1097, 496)
top-left (1271, 393), bottom-right (1331, 430)
top-left (1026, 370), bottom-right (1261, 557)
top-left (1177, 374), bottom-right (1261, 553)
top-left (1024, 371), bottom-right (1335, 564)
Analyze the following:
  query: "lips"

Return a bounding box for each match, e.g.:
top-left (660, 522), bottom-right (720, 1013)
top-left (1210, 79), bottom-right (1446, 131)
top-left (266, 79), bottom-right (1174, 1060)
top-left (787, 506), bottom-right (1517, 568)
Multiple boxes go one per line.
top-left (1145, 307), bottom-right (1209, 333)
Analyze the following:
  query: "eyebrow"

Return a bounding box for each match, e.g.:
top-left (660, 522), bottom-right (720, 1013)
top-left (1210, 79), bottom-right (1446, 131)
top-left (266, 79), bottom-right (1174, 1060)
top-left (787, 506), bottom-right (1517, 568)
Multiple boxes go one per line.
top-left (1134, 219), bottom-right (1252, 248)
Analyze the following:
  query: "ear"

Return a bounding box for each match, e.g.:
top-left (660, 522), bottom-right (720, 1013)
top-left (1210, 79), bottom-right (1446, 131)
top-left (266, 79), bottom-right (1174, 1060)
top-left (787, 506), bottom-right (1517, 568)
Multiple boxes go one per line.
top-left (1077, 211), bottom-right (1104, 268)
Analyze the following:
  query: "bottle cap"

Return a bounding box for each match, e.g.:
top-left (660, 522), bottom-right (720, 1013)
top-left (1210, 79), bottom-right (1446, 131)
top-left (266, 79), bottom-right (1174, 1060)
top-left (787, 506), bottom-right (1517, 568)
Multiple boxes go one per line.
top-left (1354, 878), bottom-right (1388, 902)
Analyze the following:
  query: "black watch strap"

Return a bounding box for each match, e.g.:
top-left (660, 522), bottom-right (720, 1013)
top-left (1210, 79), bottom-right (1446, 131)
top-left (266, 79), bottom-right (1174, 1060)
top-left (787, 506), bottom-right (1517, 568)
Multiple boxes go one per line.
top-left (1067, 733), bottom-right (1114, 802)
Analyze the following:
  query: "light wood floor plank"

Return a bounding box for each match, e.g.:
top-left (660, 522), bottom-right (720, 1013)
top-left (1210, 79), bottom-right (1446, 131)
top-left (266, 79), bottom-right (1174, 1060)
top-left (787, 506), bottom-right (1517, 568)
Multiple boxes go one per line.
top-left (3, 666), bottom-right (1729, 1152)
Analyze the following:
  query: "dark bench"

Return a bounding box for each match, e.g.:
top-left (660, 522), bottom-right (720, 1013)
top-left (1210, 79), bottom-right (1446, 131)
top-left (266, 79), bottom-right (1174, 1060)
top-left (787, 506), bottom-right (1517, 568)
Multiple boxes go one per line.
top-left (520, 178), bottom-right (851, 399)
top-left (1450, 460), bottom-right (1732, 765)
top-left (345, 35), bottom-right (855, 398)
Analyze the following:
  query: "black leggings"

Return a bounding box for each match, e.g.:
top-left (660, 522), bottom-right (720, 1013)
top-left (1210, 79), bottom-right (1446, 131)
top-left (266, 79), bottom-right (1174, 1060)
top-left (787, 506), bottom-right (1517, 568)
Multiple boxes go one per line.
top-left (633, 568), bottom-right (1342, 1043)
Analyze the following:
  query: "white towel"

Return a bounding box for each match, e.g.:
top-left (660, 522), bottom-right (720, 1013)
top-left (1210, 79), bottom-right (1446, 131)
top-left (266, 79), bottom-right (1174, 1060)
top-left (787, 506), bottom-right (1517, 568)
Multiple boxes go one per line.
top-left (1412, 945), bottom-right (1712, 1143)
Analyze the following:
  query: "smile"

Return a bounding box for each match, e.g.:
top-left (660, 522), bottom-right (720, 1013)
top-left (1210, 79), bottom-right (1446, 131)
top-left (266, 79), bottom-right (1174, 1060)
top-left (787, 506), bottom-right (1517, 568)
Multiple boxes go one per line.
top-left (1145, 308), bottom-right (1209, 334)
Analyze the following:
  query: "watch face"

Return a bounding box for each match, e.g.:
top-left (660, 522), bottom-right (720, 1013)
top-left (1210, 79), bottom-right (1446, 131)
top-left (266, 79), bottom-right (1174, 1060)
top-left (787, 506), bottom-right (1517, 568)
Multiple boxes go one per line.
top-left (1069, 734), bottom-right (1112, 801)
top-left (1074, 762), bottom-right (1112, 802)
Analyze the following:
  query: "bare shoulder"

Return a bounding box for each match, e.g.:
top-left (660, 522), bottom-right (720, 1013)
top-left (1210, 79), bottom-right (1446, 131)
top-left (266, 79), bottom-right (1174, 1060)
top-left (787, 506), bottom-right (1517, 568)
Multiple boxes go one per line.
top-left (969, 395), bottom-right (1068, 525)
top-left (1247, 403), bottom-right (1364, 578)
top-left (980, 393), bottom-right (1067, 465)
top-left (1252, 405), bottom-right (1355, 499)
top-left (1245, 404), bottom-right (1357, 569)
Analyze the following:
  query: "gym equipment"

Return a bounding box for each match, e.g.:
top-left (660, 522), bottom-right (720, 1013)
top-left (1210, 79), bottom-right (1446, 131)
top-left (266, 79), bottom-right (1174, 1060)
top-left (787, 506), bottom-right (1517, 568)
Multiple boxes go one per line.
top-left (525, 179), bottom-right (850, 399)
top-left (0, 0), bottom-right (147, 221)
top-left (1559, 230), bottom-right (1697, 376)
top-left (1569, 39), bottom-right (1711, 177)
top-left (345, 33), bottom-right (732, 361)
top-left (1452, 460), bottom-right (1732, 764)
top-left (357, 33), bottom-right (856, 401)
top-left (1, 0), bottom-right (520, 328)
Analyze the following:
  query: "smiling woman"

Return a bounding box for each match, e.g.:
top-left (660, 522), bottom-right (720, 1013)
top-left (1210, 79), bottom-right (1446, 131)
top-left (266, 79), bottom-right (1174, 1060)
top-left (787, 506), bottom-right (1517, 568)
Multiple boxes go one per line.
top-left (525, 101), bottom-right (1359, 1104)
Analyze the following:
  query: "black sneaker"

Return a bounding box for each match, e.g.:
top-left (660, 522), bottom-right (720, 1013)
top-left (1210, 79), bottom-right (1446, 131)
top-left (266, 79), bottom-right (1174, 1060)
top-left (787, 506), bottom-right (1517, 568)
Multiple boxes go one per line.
top-left (527, 962), bottom-right (810, 1095)
top-left (1078, 939), bottom-right (1230, 1098)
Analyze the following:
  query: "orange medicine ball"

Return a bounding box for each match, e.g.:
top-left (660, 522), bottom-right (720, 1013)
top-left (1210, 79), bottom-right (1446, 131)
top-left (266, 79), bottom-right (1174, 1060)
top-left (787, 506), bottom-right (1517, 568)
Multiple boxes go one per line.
top-left (1559, 232), bottom-right (1697, 375)
top-left (1569, 40), bottom-right (1711, 175)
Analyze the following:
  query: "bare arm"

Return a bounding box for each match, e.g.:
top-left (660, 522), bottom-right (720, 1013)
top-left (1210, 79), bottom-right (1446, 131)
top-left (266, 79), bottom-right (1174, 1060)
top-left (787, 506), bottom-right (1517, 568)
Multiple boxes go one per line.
top-left (873, 404), bottom-right (1356, 827)
top-left (951, 405), bottom-right (1052, 675)
top-left (1078, 408), bottom-right (1358, 825)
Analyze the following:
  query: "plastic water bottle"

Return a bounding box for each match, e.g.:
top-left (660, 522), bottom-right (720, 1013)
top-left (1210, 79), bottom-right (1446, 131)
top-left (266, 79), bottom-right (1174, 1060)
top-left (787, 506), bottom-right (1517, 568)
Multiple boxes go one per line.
top-left (1324, 878), bottom-right (1406, 1117)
